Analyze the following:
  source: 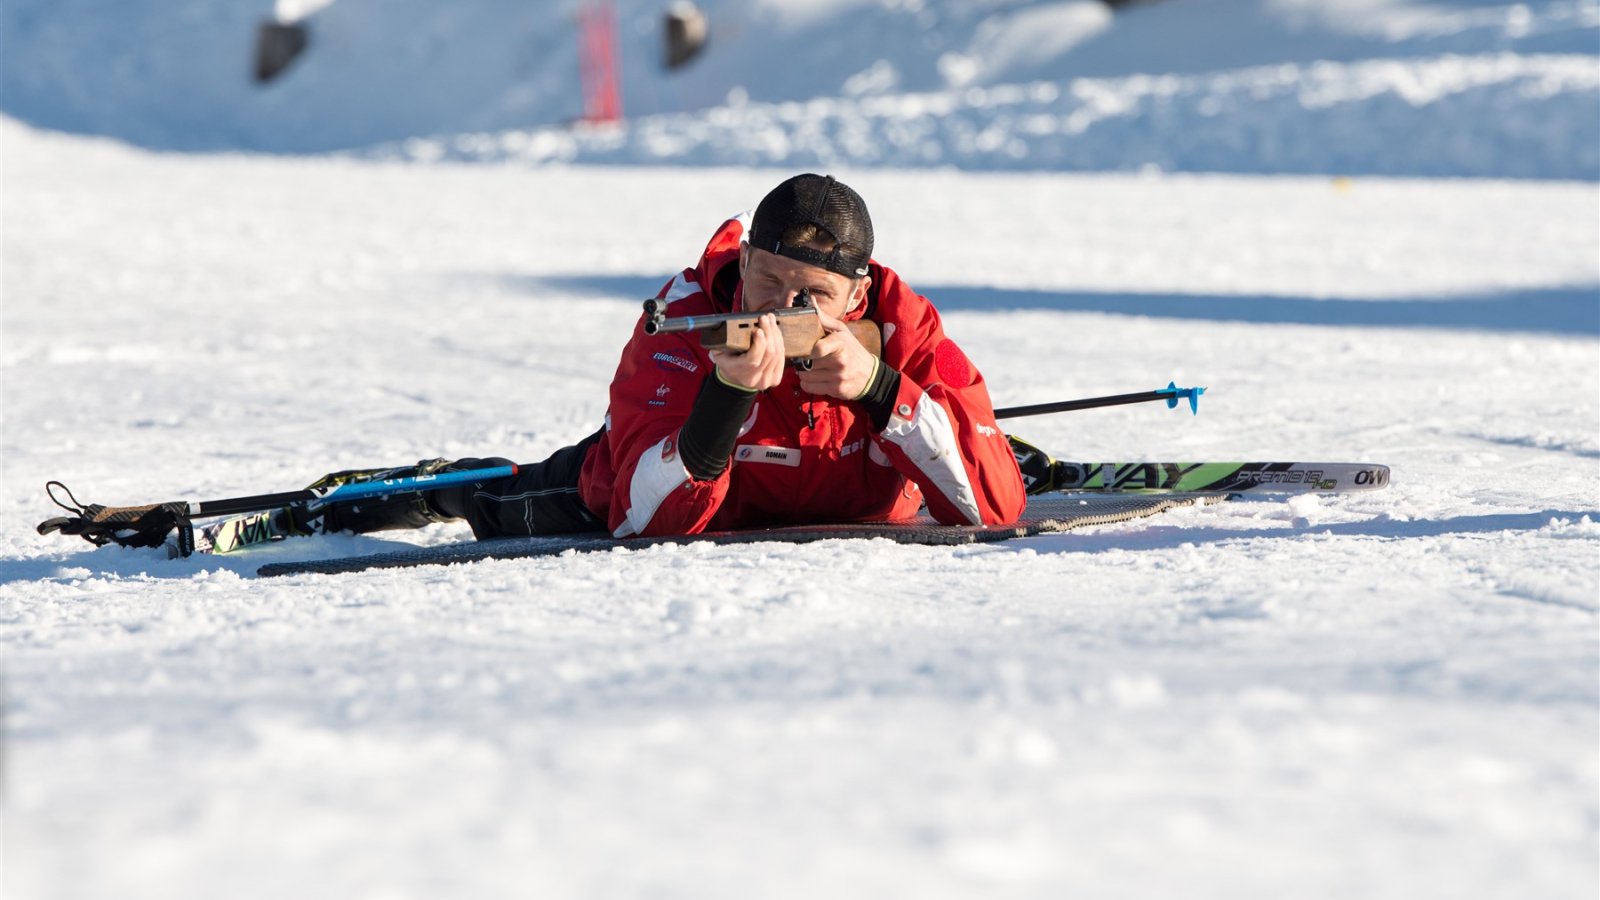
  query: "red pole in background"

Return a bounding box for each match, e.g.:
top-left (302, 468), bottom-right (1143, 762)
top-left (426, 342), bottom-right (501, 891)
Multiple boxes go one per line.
top-left (578, 0), bottom-right (622, 123)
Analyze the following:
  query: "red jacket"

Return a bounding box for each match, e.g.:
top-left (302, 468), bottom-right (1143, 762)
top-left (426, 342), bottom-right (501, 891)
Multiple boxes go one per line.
top-left (579, 214), bottom-right (1025, 538)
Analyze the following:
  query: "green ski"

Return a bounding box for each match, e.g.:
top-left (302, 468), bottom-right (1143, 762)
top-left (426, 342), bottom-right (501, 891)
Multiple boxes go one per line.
top-left (1052, 461), bottom-right (1390, 494)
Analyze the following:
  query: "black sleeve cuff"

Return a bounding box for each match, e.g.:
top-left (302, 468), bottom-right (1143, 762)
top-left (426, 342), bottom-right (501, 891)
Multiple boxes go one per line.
top-left (858, 363), bottom-right (903, 433)
top-left (678, 373), bottom-right (758, 481)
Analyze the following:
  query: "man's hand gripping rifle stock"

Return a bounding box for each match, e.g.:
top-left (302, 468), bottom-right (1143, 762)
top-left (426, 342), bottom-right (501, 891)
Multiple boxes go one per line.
top-left (641, 292), bottom-right (883, 359)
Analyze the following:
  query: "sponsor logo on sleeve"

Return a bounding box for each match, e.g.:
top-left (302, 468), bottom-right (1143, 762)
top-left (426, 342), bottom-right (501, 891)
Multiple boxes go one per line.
top-left (652, 352), bottom-right (700, 374)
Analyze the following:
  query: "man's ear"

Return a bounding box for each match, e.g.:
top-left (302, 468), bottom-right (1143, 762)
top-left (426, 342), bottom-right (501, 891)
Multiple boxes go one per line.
top-left (847, 275), bottom-right (872, 313)
top-left (739, 241), bottom-right (750, 277)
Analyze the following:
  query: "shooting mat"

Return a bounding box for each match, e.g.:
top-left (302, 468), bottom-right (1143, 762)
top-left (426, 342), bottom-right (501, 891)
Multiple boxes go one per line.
top-left (257, 492), bottom-right (1229, 577)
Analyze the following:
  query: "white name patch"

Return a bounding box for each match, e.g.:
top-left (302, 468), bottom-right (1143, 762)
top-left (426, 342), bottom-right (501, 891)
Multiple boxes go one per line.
top-left (733, 444), bottom-right (801, 467)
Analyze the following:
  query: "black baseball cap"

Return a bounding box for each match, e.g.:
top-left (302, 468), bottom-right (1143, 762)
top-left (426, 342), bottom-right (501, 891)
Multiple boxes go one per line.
top-left (746, 174), bottom-right (874, 278)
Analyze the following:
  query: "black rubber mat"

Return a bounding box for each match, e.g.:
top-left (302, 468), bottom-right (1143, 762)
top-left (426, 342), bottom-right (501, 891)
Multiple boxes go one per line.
top-left (257, 492), bottom-right (1229, 577)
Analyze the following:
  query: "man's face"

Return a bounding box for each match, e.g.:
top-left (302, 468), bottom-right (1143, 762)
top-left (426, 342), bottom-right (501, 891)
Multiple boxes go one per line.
top-left (739, 244), bottom-right (871, 319)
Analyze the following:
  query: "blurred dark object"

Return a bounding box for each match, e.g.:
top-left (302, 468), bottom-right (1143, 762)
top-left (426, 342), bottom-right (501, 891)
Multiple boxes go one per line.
top-left (255, 21), bottom-right (309, 84)
top-left (664, 2), bottom-right (707, 70)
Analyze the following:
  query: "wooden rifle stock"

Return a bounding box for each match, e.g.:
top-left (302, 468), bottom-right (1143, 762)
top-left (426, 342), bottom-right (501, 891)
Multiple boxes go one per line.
top-left (643, 297), bottom-right (882, 359)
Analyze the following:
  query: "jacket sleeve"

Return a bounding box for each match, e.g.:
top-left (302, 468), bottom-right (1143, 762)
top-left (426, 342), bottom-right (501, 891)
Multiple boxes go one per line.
top-left (599, 274), bottom-right (739, 539)
top-left (871, 291), bottom-right (1026, 526)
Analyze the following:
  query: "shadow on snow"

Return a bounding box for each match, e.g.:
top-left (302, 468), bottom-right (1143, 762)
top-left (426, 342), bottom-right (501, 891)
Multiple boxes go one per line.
top-left (2, 533), bottom-right (443, 586)
top-left (1016, 507), bottom-right (1599, 556)
top-left (9, 508), bottom-right (1594, 586)
top-left (516, 274), bottom-right (1600, 337)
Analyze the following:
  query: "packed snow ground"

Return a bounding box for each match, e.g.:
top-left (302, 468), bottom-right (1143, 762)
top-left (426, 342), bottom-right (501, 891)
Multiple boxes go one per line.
top-left (2, 121), bottom-right (1597, 898)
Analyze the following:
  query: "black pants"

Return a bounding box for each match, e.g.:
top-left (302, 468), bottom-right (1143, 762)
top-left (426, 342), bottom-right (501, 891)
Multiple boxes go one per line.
top-left (433, 429), bottom-right (605, 538)
top-left (323, 429), bottom-right (605, 539)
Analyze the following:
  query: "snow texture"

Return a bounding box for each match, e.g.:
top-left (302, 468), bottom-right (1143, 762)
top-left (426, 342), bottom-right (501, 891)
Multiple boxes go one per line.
top-left (2, 0), bottom-right (1599, 897)
top-left (4, 120), bottom-right (1597, 899)
top-left (387, 52), bottom-right (1600, 179)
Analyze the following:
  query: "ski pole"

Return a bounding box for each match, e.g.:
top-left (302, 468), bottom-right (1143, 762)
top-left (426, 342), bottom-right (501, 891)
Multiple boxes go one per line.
top-left (38, 465), bottom-right (519, 542)
top-left (181, 465), bottom-right (521, 518)
top-left (994, 382), bottom-right (1205, 419)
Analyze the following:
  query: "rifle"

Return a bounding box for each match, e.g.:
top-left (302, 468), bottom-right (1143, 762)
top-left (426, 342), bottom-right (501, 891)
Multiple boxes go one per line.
top-left (642, 289), bottom-right (882, 359)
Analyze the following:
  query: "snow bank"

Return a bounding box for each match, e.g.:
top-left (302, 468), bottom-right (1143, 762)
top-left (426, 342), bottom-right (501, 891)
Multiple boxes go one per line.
top-left (386, 53), bottom-right (1600, 178)
top-left (2, 0), bottom-right (1596, 178)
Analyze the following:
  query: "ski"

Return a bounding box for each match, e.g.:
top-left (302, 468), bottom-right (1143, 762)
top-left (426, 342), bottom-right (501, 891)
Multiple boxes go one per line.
top-left (190, 509), bottom-right (296, 556)
top-left (258, 493), bottom-right (1228, 578)
top-left (178, 461), bottom-right (1390, 557)
top-left (133, 460), bottom-right (1389, 559)
top-left (1050, 461), bottom-right (1389, 494)
top-left (40, 464), bottom-right (519, 557)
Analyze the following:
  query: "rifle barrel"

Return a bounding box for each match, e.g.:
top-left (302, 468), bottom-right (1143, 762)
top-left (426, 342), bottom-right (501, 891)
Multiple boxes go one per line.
top-left (642, 303), bottom-right (815, 336)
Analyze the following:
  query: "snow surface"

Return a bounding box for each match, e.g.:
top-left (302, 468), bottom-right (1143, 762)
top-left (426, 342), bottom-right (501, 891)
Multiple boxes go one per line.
top-left (387, 52), bottom-right (1600, 178)
top-left (2, 0), bottom-right (1597, 177)
top-left (3, 117), bottom-right (1597, 898)
top-left (3, 0), bottom-right (1599, 896)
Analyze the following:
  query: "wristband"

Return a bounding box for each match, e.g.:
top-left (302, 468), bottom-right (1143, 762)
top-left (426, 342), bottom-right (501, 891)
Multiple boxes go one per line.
top-left (856, 360), bottom-right (902, 433)
top-left (850, 356), bottom-right (881, 401)
top-left (715, 366), bottom-right (760, 394)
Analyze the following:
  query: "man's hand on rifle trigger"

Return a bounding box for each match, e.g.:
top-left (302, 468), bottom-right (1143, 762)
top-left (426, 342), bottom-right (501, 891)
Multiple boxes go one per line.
top-left (798, 311), bottom-right (877, 400)
top-left (709, 313), bottom-right (786, 392)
